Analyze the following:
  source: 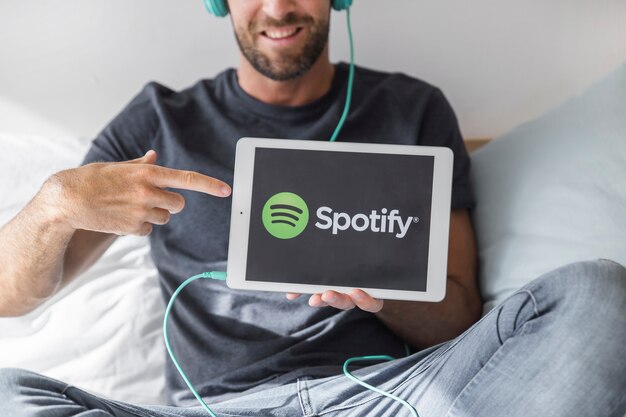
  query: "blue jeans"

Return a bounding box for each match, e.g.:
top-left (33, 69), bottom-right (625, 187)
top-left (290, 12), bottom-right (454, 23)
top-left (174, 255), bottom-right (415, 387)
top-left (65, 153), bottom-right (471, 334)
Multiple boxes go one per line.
top-left (1, 260), bottom-right (625, 417)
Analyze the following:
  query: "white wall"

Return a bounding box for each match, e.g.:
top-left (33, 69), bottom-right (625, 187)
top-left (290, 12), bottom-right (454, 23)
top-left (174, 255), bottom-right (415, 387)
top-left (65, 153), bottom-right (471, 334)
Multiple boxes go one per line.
top-left (1, 0), bottom-right (625, 140)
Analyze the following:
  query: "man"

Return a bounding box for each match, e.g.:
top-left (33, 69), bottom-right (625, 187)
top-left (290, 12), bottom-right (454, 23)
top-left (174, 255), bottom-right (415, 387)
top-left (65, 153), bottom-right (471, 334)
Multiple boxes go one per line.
top-left (0, 1), bottom-right (624, 416)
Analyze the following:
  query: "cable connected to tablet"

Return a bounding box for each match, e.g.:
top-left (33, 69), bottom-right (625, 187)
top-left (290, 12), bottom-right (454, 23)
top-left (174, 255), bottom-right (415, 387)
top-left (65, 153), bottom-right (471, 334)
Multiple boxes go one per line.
top-left (163, 272), bottom-right (223, 417)
top-left (163, 272), bottom-right (420, 417)
top-left (163, 5), bottom-right (420, 417)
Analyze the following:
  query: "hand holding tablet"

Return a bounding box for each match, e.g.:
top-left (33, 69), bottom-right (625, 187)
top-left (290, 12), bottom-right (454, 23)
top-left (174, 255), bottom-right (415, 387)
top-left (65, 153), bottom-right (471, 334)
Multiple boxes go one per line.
top-left (226, 137), bottom-right (454, 302)
top-left (287, 289), bottom-right (385, 312)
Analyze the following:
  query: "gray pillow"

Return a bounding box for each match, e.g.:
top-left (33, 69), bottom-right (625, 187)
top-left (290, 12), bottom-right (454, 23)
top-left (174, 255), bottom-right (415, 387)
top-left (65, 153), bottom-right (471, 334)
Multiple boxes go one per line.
top-left (471, 61), bottom-right (626, 313)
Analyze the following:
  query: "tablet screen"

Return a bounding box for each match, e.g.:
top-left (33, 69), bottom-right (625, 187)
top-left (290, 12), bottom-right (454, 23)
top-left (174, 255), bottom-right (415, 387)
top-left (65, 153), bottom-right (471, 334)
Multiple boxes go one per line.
top-left (245, 147), bottom-right (434, 291)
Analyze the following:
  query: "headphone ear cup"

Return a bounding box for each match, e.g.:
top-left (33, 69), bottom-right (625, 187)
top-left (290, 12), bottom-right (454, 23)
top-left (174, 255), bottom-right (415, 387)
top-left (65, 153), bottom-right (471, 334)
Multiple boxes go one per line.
top-left (203, 0), bottom-right (229, 17)
top-left (332, 0), bottom-right (353, 11)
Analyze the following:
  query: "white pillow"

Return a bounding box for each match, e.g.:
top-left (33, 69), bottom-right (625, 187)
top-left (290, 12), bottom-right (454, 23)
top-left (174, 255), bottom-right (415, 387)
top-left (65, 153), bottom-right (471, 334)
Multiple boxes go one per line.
top-left (471, 62), bottom-right (626, 313)
top-left (0, 133), bottom-right (166, 405)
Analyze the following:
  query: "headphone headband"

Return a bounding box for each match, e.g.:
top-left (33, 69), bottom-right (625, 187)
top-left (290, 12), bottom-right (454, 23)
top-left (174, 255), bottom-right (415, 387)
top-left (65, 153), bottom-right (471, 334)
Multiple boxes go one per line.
top-left (203, 0), bottom-right (353, 17)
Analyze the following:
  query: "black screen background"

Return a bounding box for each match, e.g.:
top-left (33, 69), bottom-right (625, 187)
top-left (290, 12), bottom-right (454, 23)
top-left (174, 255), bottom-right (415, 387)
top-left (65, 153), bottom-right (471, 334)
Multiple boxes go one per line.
top-left (245, 148), bottom-right (434, 291)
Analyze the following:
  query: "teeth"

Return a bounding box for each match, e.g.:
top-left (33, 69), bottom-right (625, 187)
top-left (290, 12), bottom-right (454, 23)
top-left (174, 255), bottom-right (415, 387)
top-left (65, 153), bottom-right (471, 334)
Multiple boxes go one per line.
top-left (265, 28), bottom-right (298, 39)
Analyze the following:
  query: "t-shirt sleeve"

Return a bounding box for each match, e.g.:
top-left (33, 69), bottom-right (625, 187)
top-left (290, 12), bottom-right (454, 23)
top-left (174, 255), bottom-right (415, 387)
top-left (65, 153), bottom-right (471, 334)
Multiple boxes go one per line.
top-left (418, 88), bottom-right (475, 210)
top-left (81, 83), bottom-right (161, 166)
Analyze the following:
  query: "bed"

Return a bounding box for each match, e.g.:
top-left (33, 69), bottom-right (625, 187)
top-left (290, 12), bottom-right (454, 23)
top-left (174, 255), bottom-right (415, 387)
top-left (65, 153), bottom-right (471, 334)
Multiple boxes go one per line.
top-left (0, 61), bottom-right (624, 405)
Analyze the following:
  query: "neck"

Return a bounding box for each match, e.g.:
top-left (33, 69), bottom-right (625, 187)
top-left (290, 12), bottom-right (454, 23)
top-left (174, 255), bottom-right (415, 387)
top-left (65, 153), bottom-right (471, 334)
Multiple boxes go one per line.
top-left (236, 45), bottom-right (335, 106)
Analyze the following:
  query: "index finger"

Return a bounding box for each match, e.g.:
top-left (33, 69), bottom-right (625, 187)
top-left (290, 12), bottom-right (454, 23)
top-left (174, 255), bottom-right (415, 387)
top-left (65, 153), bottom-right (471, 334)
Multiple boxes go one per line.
top-left (151, 166), bottom-right (231, 197)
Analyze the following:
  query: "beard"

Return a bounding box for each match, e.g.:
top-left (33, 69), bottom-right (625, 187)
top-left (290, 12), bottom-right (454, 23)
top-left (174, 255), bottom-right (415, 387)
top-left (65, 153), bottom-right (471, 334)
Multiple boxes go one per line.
top-left (233, 12), bottom-right (330, 81)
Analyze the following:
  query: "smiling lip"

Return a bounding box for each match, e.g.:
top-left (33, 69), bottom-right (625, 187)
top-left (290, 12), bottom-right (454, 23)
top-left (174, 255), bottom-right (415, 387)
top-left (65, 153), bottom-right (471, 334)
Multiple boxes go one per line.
top-left (260, 26), bottom-right (303, 43)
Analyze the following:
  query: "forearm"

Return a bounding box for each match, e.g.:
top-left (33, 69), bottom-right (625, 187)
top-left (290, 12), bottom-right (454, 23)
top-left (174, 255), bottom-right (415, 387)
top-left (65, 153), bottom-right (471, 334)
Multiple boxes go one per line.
top-left (0, 188), bottom-right (74, 317)
top-left (375, 277), bottom-right (482, 350)
top-left (0, 156), bottom-right (229, 317)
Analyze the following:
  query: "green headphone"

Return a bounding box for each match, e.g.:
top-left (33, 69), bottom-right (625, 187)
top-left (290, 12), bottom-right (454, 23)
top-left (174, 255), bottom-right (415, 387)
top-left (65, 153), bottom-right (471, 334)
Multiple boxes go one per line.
top-left (203, 0), bottom-right (353, 17)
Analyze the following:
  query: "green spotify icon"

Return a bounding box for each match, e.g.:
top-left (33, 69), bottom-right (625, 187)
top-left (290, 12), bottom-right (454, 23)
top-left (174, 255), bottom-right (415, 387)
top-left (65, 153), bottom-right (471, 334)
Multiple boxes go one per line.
top-left (262, 192), bottom-right (309, 239)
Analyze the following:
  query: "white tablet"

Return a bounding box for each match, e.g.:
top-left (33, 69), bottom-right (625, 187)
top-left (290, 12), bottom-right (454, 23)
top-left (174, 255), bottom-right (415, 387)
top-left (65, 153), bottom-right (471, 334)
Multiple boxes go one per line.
top-left (226, 137), bottom-right (453, 302)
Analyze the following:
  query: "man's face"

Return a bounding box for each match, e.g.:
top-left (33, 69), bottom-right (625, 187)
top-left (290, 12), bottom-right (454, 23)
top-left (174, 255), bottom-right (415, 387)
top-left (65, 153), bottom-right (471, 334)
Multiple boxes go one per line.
top-left (229, 0), bottom-right (331, 81)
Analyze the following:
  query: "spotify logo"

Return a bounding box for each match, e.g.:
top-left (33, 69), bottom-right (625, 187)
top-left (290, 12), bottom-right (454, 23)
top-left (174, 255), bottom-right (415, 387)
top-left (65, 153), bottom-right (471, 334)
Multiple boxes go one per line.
top-left (262, 192), bottom-right (310, 239)
top-left (262, 192), bottom-right (418, 240)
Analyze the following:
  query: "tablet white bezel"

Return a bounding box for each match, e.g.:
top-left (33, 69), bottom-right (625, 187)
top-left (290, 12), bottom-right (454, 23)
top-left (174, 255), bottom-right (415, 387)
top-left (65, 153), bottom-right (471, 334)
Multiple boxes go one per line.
top-left (226, 137), bottom-right (453, 302)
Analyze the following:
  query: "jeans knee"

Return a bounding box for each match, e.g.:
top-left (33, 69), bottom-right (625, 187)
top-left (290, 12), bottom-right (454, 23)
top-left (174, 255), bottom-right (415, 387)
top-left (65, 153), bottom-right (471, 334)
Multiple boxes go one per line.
top-left (0, 368), bottom-right (74, 416)
top-left (531, 259), bottom-right (626, 335)
top-left (0, 367), bottom-right (34, 404)
top-left (536, 258), bottom-right (624, 299)
top-left (563, 259), bottom-right (625, 304)
top-left (0, 367), bottom-right (31, 386)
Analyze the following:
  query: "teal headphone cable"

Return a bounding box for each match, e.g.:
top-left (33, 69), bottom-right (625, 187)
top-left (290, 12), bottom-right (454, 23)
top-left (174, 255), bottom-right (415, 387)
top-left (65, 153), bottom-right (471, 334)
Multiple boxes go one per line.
top-left (343, 356), bottom-right (419, 417)
top-left (163, 4), bottom-right (419, 417)
top-left (163, 272), bottom-right (226, 417)
top-left (163, 272), bottom-right (420, 417)
top-left (329, 6), bottom-right (355, 142)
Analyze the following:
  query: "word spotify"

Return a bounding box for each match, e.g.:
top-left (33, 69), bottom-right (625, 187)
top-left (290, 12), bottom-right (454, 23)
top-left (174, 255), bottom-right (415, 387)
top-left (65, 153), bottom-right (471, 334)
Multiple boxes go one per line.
top-left (315, 207), bottom-right (418, 238)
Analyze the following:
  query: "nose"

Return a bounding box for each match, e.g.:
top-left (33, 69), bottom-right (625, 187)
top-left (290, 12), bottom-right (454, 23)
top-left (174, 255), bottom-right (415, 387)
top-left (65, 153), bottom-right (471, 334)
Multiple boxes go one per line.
top-left (262, 0), bottom-right (297, 20)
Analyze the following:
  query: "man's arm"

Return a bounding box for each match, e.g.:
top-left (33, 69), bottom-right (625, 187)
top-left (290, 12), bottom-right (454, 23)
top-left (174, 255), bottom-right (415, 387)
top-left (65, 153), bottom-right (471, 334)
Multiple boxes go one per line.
top-left (293, 209), bottom-right (482, 350)
top-left (0, 200), bottom-right (117, 317)
top-left (0, 150), bottom-right (231, 317)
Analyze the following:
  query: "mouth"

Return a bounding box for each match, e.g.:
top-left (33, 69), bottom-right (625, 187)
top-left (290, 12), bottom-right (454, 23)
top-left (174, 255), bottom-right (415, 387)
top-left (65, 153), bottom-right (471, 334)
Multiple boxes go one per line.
top-left (260, 26), bottom-right (303, 41)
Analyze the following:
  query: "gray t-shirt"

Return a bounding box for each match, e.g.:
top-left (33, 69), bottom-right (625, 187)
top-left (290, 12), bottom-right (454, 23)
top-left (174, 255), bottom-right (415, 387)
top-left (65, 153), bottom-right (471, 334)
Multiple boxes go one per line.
top-left (82, 62), bottom-right (474, 406)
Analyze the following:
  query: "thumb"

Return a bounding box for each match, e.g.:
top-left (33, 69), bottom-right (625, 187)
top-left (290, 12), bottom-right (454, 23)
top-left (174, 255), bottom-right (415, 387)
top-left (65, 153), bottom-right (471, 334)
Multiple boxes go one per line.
top-left (125, 150), bottom-right (157, 165)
